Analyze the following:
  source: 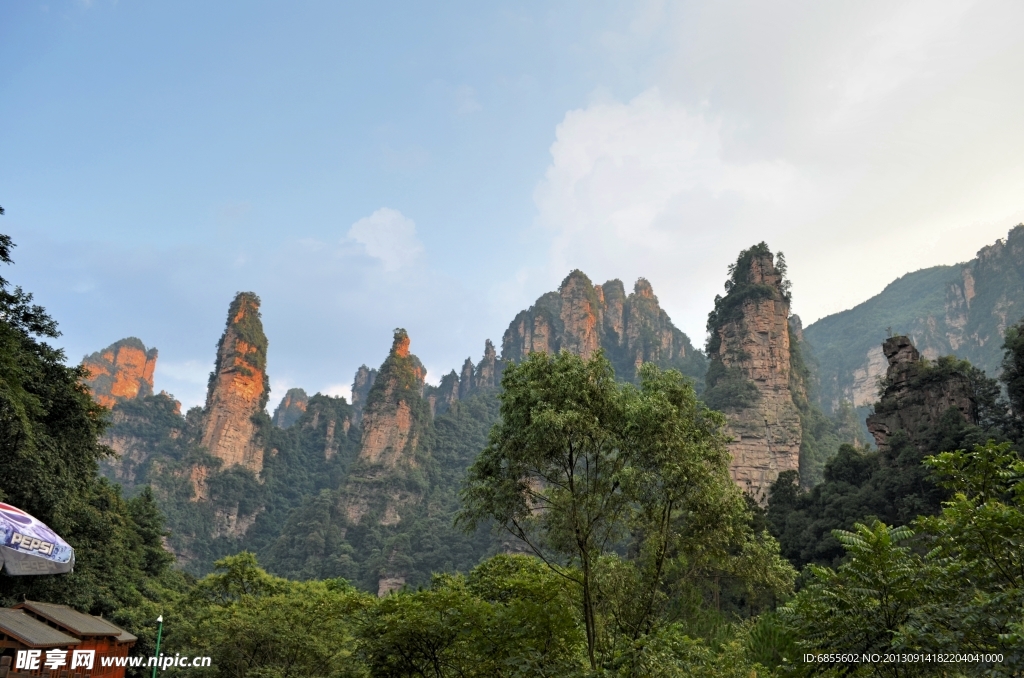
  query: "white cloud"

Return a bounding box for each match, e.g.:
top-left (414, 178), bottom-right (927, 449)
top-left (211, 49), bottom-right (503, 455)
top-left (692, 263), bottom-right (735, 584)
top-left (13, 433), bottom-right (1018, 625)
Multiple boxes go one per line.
top-left (347, 208), bottom-right (424, 272)
top-left (322, 383), bottom-right (352, 402)
top-left (530, 87), bottom-right (819, 340)
top-left (530, 1), bottom-right (1024, 340)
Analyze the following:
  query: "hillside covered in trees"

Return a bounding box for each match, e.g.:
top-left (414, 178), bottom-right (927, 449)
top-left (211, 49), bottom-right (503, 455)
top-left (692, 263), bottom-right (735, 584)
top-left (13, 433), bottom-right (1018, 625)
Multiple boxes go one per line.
top-left (805, 224), bottom-right (1024, 414)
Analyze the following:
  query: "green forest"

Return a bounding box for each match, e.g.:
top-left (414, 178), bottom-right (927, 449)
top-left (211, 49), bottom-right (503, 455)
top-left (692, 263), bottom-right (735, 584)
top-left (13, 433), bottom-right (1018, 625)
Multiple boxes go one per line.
top-left (3, 233), bottom-right (1024, 677)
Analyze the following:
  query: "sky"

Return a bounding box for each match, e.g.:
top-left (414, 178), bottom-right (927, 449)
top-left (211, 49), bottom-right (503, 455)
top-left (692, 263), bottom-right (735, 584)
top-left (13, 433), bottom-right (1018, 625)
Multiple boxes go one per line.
top-left (2, 0), bottom-right (1024, 411)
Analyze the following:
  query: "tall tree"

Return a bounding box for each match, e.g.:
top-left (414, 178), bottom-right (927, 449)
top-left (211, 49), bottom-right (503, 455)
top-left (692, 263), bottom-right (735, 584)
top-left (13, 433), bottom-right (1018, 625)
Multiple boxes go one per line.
top-left (460, 351), bottom-right (624, 669)
top-left (459, 351), bottom-right (793, 670)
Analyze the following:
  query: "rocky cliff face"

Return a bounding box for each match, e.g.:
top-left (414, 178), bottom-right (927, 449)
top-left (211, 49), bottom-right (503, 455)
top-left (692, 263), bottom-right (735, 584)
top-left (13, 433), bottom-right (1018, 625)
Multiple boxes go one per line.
top-left (272, 388), bottom-right (309, 429)
top-left (806, 224), bottom-right (1024, 411)
top-left (199, 292), bottom-right (269, 474)
top-left (502, 270), bottom-right (706, 383)
top-left (705, 245), bottom-right (802, 502)
top-left (99, 392), bottom-right (188, 489)
top-left (428, 370), bottom-right (460, 417)
top-left (943, 226), bottom-right (1024, 370)
top-left (81, 338), bottom-right (158, 408)
top-left (865, 336), bottom-right (977, 453)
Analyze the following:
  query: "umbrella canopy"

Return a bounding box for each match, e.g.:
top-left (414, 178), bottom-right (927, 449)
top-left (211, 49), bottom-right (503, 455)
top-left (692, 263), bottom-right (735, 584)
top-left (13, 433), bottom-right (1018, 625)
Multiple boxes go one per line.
top-left (0, 503), bottom-right (74, 575)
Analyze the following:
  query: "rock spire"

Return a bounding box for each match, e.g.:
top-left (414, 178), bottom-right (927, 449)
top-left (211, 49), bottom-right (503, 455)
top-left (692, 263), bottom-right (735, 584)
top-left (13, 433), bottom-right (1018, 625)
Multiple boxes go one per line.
top-left (865, 336), bottom-right (977, 453)
top-left (350, 365), bottom-right (378, 425)
top-left (272, 388), bottom-right (309, 429)
top-left (340, 329), bottom-right (431, 595)
top-left (705, 244), bottom-right (802, 503)
top-left (200, 292), bottom-right (269, 473)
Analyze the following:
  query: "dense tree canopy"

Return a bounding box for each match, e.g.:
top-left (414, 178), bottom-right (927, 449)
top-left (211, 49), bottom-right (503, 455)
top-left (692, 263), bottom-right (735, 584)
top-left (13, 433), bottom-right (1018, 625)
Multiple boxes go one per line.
top-left (460, 351), bottom-right (794, 672)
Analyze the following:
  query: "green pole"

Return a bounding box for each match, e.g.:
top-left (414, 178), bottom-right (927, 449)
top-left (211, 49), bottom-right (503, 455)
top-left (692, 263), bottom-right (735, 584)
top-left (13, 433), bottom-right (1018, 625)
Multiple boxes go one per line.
top-left (151, 615), bottom-right (164, 678)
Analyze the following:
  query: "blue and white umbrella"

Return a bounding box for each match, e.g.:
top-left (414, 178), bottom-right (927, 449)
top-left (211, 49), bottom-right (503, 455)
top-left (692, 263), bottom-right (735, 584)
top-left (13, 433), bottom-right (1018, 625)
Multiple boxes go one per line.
top-left (0, 502), bottom-right (75, 575)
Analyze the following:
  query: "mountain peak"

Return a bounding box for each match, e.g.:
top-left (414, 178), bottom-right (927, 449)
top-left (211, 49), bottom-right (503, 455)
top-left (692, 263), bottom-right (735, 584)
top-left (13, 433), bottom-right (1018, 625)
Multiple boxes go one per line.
top-left (81, 337), bottom-right (158, 408)
top-left (502, 269), bottom-right (705, 383)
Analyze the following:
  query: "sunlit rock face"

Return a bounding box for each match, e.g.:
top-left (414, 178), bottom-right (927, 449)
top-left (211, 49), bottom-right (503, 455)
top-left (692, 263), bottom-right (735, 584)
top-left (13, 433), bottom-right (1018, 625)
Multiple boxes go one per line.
top-left (82, 337), bottom-right (158, 408)
top-left (200, 292), bottom-right (269, 474)
top-left (338, 329), bottom-right (430, 596)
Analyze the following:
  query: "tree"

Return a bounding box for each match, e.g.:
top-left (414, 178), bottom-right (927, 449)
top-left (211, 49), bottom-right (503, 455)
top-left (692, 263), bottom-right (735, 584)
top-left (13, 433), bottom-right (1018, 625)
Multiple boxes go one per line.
top-left (902, 442), bottom-right (1024, 672)
top-left (459, 351), bottom-right (624, 669)
top-left (781, 442), bottom-right (1024, 676)
top-left (0, 233), bottom-right (183, 664)
top-left (459, 352), bottom-right (794, 671)
top-left (171, 553), bottom-right (373, 678)
top-left (780, 521), bottom-right (925, 677)
top-left (1000, 318), bottom-right (1024, 435)
top-left (357, 555), bottom-right (584, 677)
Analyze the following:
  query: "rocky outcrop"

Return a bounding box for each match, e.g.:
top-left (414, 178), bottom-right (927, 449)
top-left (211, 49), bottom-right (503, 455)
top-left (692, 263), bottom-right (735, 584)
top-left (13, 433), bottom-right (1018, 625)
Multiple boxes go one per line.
top-left (806, 224), bottom-right (1024, 411)
top-left (341, 329), bottom-right (428, 523)
top-left (705, 244), bottom-right (802, 503)
top-left (199, 292), bottom-right (269, 474)
top-left (272, 388), bottom-right (309, 429)
top-left (502, 270), bottom-right (706, 383)
top-left (350, 366), bottom-right (378, 425)
top-left (421, 341), bottom-right (505, 417)
top-left (865, 336), bottom-right (977, 454)
top-left (81, 338), bottom-right (158, 408)
top-left (211, 505), bottom-right (263, 539)
top-left (339, 329), bottom-right (431, 595)
top-left (475, 340), bottom-right (498, 389)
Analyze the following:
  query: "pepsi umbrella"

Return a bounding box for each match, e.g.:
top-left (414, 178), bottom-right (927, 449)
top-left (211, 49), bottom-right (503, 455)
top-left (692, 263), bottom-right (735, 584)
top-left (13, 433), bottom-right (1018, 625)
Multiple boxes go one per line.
top-left (0, 503), bottom-right (74, 575)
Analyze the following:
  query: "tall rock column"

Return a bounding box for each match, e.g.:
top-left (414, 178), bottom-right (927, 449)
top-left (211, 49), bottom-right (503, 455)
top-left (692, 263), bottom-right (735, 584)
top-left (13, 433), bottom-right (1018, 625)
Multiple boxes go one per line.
top-left (339, 329), bottom-right (431, 595)
top-left (705, 244), bottom-right (802, 502)
top-left (559, 270), bottom-right (602, 358)
top-left (350, 365), bottom-right (378, 425)
top-left (200, 292), bottom-right (269, 474)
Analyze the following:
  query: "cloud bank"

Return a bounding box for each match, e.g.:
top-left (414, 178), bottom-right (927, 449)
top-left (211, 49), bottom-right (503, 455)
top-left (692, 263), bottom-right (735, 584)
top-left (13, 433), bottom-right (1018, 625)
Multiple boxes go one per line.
top-left (528, 0), bottom-right (1024, 342)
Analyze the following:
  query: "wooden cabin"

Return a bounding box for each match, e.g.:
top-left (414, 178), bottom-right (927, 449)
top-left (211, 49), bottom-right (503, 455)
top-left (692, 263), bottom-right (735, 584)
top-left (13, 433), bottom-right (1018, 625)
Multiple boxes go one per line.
top-left (0, 602), bottom-right (136, 678)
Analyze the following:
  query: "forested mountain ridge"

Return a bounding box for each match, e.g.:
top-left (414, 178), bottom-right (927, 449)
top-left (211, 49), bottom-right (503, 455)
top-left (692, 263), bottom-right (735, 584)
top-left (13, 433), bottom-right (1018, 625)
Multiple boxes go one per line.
top-left (90, 263), bottom-right (830, 586)
top-left (805, 224), bottom-right (1024, 411)
top-left (9, 223), bottom-right (1024, 675)
top-left (87, 270), bottom-right (709, 582)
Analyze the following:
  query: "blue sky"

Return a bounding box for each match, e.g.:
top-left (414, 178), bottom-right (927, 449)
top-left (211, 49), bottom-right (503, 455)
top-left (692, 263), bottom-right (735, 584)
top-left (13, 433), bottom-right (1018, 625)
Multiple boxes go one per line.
top-left (3, 1), bottom-right (1024, 410)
